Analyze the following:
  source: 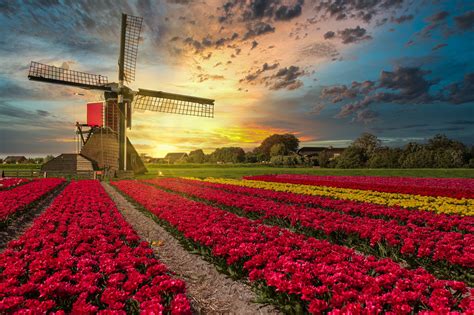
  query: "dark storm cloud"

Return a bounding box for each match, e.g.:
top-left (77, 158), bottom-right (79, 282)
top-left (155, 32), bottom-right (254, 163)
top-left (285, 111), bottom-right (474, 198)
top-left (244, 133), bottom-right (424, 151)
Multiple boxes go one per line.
top-left (242, 22), bottom-right (275, 40)
top-left (338, 26), bottom-right (372, 44)
top-left (454, 11), bottom-right (474, 31)
top-left (442, 73), bottom-right (474, 104)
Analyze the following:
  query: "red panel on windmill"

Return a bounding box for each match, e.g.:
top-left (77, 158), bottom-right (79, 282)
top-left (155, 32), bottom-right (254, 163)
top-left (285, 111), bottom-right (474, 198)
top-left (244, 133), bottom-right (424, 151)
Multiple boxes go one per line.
top-left (87, 102), bottom-right (104, 126)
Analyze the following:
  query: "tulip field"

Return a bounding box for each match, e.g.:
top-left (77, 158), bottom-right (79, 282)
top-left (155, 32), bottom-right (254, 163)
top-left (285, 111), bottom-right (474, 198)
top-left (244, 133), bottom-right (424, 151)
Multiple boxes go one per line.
top-left (0, 175), bottom-right (473, 313)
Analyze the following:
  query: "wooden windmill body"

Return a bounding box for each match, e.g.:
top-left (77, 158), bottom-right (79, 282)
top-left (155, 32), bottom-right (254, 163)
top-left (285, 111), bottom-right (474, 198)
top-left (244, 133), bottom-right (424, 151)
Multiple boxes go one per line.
top-left (29, 14), bottom-right (214, 176)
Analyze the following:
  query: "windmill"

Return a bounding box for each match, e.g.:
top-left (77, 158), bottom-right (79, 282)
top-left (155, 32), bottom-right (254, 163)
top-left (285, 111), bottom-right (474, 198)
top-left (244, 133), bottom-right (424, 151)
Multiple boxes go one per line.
top-left (28, 13), bottom-right (214, 176)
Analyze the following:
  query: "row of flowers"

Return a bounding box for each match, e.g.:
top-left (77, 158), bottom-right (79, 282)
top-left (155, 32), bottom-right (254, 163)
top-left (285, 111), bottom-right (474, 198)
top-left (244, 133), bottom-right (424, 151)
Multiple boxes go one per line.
top-left (197, 177), bottom-right (474, 233)
top-left (244, 174), bottom-right (474, 199)
top-left (112, 180), bottom-right (472, 314)
top-left (0, 178), bottom-right (30, 190)
top-left (203, 177), bottom-right (473, 216)
top-left (0, 180), bottom-right (191, 314)
top-left (0, 178), bottom-right (64, 223)
top-left (145, 178), bottom-right (474, 283)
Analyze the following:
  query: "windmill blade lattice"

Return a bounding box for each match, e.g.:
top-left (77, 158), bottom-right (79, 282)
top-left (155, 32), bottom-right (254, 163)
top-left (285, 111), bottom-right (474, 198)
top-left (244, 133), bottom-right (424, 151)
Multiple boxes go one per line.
top-left (122, 14), bottom-right (143, 83)
top-left (133, 89), bottom-right (214, 118)
top-left (28, 61), bottom-right (110, 91)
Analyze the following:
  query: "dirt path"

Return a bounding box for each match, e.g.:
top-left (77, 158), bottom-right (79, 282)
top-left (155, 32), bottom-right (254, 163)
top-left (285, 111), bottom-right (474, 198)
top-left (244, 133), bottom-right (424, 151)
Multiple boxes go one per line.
top-left (102, 182), bottom-right (278, 315)
top-left (0, 182), bottom-right (67, 252)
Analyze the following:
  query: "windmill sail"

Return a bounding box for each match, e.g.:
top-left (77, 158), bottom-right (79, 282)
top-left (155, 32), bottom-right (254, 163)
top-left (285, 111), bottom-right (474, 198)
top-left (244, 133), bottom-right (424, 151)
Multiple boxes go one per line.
top-left (119, 14), bottom-right (143, 83)
top-left (27, 62), bottom-right (111, 91)
top-left (133, 88), bottom-right (214, 118)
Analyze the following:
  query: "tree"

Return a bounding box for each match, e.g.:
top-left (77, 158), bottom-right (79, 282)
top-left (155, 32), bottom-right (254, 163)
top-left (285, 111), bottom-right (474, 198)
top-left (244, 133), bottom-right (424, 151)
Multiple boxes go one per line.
top-left (210, 147), bottom-right (245, 163)
top-left (44, 155), bottom-right (55, 163)
top-left (367, 148), bottom-right (401, 168)
top-left (187, 149), bottom-right (207, 163)
top-left (352, 133), bottom-right (381, 157)
top-left (270, 154), bottom-right (304, 166)
top-left (270, 143), bottom-right (288, 157)
top-left (336, 147), bottom-right (366, 168)
top-left (318, 150), bottom-right (332, 168)
top-left (254, 134), bottom-right (300, 160)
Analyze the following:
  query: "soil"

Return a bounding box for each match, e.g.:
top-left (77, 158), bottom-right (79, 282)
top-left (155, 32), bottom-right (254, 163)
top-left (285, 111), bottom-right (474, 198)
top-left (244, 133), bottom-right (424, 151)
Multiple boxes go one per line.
top-left (0, 182), bottom-right (68, 252)
top-left (102, 182), bottom-right (279, 315)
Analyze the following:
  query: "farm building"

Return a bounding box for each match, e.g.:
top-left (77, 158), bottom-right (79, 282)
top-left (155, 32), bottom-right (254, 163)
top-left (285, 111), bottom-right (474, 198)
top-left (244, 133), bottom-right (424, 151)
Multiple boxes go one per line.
top-left (164, 153), bottom-right (188, 164)
top-left (41, 154), bottom-right (97, 173)
top-left (297, 147), bottom-right (345, 159)
top-left (3, 156), bottom-right (27, 164)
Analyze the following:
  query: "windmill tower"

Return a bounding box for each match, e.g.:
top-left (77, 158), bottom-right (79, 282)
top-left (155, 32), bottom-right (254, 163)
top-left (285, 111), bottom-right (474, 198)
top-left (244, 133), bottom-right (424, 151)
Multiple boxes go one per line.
top-left (28, 13), bottom-right (214, 176)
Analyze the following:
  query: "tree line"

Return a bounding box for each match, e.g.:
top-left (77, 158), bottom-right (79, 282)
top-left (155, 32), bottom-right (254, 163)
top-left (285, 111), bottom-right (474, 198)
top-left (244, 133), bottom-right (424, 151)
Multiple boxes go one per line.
top-left (162, 133), bottom-right (474, 168)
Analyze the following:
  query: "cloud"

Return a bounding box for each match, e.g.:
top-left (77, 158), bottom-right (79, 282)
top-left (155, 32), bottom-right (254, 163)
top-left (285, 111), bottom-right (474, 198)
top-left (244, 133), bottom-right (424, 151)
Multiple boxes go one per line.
top-left (220, 0), bottom-right (305, 23)
top-left (318, 66), bottom-right (440, 119)
top-left (311, 103), bottom-right (325, 115)
top-left (299, 42), bottom-right (339, 60)
top-left (427, 11), bottom-right (449, 23)
top-left (432, 43), bottom-right (447, 51)
top-left (413, 10), bottom-right (450, 40)
top-left (314, 0), bottom-right (404, 23)
top-left (240, 63), bottom-right (306, 90)
top-left (325, 26), bottom-right (372, 44)
top-left (442, 72), bottom-right (474, 104)
top-left (322, 67), bottom-right (473, 123)
top-left (391, 14), bottom-right (413, 24)
top-left (267, 66), bottom-right (305, 90)
top-left (447, 120), bottom-right (474, 125)
top-left (454, 11), bottom-right (474, 31)
top-left (274, 0), bottom-right (304, 21)
top-left (353, 109), bottom-right (378, 123)
top-left (323, 31), bottom-right (335, 39)
top-left (243, 22), bottom-right (275, 40)
top-left (321, 85), bottom-right (358, 103)
top-left (240, 62), bottom-right (279, 83)
top-left (338, 26), bottom-right (372, 44)
top-left (197, 74), bottom-right (225, 82)
top-left (251, 40), bottom-right (258, 49)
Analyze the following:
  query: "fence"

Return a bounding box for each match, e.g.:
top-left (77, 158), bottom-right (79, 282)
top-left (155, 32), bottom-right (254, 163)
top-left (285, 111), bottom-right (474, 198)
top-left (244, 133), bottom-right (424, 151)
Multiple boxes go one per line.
top-left (0, 169), bottom-right (101, 180)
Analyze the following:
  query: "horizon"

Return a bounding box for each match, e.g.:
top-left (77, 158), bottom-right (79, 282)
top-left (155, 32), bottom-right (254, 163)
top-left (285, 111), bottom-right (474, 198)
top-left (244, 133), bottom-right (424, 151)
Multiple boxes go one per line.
top-left (0, 1), bottom-right (473, 157)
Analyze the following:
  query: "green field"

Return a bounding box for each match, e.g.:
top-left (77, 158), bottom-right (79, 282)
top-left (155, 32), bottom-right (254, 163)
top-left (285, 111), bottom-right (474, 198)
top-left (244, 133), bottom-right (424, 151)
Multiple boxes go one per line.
top-left (2, 163), bottom-right (473, 178)
top-left (140, 164), bottom-right (474, 179)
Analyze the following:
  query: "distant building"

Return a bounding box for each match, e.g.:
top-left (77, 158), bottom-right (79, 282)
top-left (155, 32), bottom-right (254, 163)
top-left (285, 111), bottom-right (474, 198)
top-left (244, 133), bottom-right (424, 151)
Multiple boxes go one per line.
top-left (3, 156), bottom-right (28, 164)
top-left (297, 147), bottom-right (345, 159)
top-left (164, 153), bottom-right (188, 164)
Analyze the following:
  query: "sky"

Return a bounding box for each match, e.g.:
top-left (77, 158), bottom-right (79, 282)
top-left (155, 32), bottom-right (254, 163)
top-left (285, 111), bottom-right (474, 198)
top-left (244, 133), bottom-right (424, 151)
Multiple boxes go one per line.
top-left (0, 0), bottom-right (473, 158)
